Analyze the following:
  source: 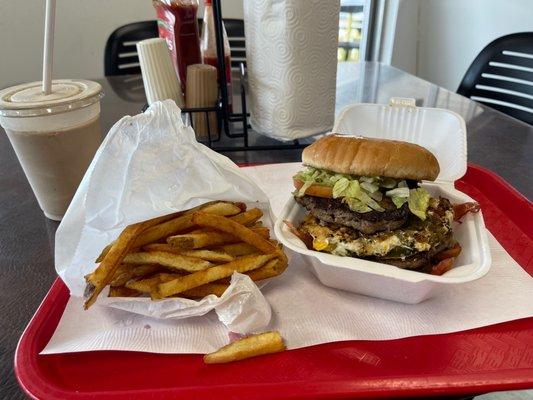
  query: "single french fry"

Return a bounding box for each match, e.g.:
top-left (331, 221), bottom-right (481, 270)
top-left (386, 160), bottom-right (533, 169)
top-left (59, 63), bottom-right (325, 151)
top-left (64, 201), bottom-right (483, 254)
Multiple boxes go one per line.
top-left (246, 257), bottom-right (288, 281)
top-left (110, 264), bottom-right (161, 287)
top-left (156, 254), bottom-right (277, 298)
top-left (167, 227), bottom-right (270, 250)
top-left (126, 273), bottom-right (180, 294)
top-left (213, 242), bottom-right (259, 257)
top-left (84, 215), bottom-right (169, 309)
top-left (204, 331), bottom-right (286, 364)
top-left (95, 241), bottom-right (115, 263)
top-left (143, 243), bottom-right (234, 262)
top-left (229, 208), bottom-right (263, 226)
top-left (178, 282), bottom-right (229, 298)
top-left (124, 251), bottom-right (213, 272)
top-left (192, 212), bottom-right (279, 255)
top-left (167, 231), bottom-right (238, 249)
top-left (250, 227), bottom-right (270, 238)
top-left (108, 286), bottom-right (142, 297)
top-left (171, 249), bottom-right (234, 263)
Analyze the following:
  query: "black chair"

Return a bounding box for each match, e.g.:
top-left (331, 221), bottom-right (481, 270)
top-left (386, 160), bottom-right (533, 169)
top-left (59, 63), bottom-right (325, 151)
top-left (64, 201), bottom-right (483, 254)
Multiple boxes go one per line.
top-left (105, 19), bottom-right (246, 76)
top-left (104, 21), bottom-right (158, 76)
top-left (457, 32), bottom-right (533, 125)
top-left (223, 19), bottom-right (246, 70)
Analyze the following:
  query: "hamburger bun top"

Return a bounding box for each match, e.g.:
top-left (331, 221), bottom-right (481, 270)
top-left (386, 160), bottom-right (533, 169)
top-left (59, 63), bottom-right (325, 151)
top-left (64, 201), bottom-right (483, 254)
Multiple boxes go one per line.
top-left (302, 135), bottom-right (440, 181)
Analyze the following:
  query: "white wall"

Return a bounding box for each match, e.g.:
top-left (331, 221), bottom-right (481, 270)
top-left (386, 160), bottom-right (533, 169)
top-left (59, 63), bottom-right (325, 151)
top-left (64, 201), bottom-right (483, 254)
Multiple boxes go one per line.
top-left (392, 0), bottom-right (533, 91)
top-left (0, 0), bottom-right (243, 88)
top-left (3, 0), bottom-right (531, 93)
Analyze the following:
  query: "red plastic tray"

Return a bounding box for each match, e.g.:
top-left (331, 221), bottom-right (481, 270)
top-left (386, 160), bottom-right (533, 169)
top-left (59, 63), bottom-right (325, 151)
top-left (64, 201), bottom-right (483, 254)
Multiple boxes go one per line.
top-left (15, 163), bottom-right (533, 400)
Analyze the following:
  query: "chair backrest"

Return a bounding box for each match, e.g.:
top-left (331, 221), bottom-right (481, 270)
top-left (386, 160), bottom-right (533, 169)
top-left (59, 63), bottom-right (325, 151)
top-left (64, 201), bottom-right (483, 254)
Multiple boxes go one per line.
top-left (457, 32), bottom-right (533, 125)
top-left (105, 19), bottom-right (246, 76)
top-left (224, 19), bottom-right (246, 70)
top-left (105, 21), bottom-right (158, 76)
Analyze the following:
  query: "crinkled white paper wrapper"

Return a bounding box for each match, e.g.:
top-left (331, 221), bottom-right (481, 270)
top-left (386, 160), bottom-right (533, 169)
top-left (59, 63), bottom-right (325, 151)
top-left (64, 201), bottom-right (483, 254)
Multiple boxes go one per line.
top-left (55, 100), bottom-right (273, 332)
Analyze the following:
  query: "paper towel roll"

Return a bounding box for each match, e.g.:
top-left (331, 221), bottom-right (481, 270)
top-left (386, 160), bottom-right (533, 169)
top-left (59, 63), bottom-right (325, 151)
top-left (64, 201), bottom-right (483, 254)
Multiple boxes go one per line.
top-left (137, 38), bottom-right (184, 107)
top-left (244, 0), bottom-right (340, 141)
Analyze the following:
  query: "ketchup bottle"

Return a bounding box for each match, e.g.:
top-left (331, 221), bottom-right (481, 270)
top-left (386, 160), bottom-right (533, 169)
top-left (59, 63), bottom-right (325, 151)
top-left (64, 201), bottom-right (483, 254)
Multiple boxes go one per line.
top-left (200, 0), bottom-right (233, 112)
top-left (153, 0), bottom-right (201, 91)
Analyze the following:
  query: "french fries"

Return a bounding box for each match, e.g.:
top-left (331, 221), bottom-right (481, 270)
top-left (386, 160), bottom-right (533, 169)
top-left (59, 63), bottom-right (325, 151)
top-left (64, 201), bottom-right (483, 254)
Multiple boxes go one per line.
top-left (95, 242), bottom-right (115, 263)
top-left (84, 217), bottom-right (165, 309)
top-left (108, 286), bottom-right (142, 297)
top-left (84, 201), bottom-right (288, 308)
top-left (155, 254), bottom-right (277, 299)
top-left (213, 242), bottom-right (259, 257)
top-left (93, 201), bottom-right (243, 263)
top-left (167, 231), bottom-right (240, 249)
top-left (143, 243), bottom-right (234, 262)
top-left (229, 208), bottom-right (263, 226)
top-left (247, 257), bottom-right (288, 282)
top-left (123, 251), bottom-right (213, 272)
top-left (167, 227), bottom-right (270, 250)
top-left (204, 331), bottom-right (286, 364)
top-left (126, 273), bottom-right (180, 293)
top-left (110, 264), bottom-right (161, 287)
top-left (192, 212), bottom-right (280, 255)
top-left (180, 283), bottom-right (229, 298)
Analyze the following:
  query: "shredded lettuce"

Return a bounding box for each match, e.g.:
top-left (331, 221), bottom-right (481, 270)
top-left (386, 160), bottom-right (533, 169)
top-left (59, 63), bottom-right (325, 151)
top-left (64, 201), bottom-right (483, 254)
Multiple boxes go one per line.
top-left (408, 188), bottom-right (430, 220)
top-left (385, 187), bottom-right (409, 198)
top-left (360, 181), bottom-right (379, 193)
top-left (391, 196), bottom-right (408, 208)
top-left (332, 177), bottom-right (350, 198)
top-left (380, 177), bottom-right (398, 188)
top-left (343, 181), bottom-right (384, 212)
top-left (296, 180), bottom-right (314, 197)
top-left (293, 167), bottom-right (430, 218)
top-left (343, 197), bottom-right (372, 213)
top-left (368, 190), bottom-right (383, 202)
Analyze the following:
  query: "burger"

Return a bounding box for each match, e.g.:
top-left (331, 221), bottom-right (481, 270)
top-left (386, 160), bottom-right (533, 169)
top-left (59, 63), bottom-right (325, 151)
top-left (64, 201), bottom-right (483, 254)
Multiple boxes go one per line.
top-left (291, 135), bottom-right (478, 274)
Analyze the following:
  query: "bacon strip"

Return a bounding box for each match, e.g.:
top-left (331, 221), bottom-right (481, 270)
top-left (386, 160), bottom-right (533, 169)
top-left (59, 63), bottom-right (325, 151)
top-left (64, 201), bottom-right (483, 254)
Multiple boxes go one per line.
top-left (283, 220), bottom-right (313, 249)
top-left (453, 202), bottom-right (481, 222)
top-left (429, 257), bottom-right (455, 276)
top-left (433, 243), bottom-right (462, 262)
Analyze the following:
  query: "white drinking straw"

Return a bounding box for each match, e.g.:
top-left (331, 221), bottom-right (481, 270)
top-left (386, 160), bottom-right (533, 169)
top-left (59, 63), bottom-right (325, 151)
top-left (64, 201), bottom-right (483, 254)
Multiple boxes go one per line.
top-left (42, 0), bottom-right (56, 95)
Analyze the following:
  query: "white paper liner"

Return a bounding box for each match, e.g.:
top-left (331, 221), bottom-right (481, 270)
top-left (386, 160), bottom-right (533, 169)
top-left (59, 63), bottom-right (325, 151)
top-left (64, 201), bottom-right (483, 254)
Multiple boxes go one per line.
top-left (42, 163), bottom-right (533, 354)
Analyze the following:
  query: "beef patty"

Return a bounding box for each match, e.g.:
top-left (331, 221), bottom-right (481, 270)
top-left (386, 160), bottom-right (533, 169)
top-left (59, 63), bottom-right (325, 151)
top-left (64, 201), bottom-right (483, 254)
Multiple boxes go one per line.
top-left (373, 240), bottom-right (453, 270)
top-left (294, 195), bottom-right (410, 234)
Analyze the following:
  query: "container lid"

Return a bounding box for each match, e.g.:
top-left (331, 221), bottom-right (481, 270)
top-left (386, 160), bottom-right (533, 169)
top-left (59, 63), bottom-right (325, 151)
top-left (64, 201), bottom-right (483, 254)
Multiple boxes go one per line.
top-left (333, 98), bottom-right (468, 183)
top-left (0, 79), bottom-right (102, 117)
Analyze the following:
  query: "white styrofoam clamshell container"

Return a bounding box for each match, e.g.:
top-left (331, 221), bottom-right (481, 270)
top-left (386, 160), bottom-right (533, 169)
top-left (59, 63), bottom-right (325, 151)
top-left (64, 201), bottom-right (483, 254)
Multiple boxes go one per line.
top-left (334, 97), bottom-right (467, 183)
top-left (274, 98), bottom-right (492, 304)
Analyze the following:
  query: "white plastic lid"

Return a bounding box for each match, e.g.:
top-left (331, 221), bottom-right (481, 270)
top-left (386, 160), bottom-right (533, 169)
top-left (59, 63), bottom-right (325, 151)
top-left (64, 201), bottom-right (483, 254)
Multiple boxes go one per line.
top-left (333, 98), bottom-right (467, 183)
top-left (0, 79), bottom-right (102, 117)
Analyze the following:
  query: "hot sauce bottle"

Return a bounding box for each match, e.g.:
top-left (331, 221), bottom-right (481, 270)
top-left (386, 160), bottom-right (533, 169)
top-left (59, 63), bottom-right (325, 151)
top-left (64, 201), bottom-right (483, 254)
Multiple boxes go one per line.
top-left (200, 0), bottom-right (232, 112)
top-left (153, 0), bottom-right (201, 91)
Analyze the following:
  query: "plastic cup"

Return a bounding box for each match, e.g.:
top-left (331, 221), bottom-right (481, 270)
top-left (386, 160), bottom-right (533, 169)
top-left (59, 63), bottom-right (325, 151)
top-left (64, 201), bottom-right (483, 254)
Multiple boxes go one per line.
top-left (0, 79), bottom-right (103, 220)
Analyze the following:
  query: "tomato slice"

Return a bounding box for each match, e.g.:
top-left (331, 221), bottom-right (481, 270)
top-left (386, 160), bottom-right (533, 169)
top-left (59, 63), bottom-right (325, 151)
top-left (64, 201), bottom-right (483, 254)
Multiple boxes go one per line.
top-left (293, 179), bottom-right (333, 198)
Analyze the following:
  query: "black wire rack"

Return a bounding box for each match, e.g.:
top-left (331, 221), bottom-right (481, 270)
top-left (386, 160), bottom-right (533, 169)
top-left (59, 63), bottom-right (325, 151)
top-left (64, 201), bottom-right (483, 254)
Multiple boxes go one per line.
top-left (178, 0), bottom-right (308, 152)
